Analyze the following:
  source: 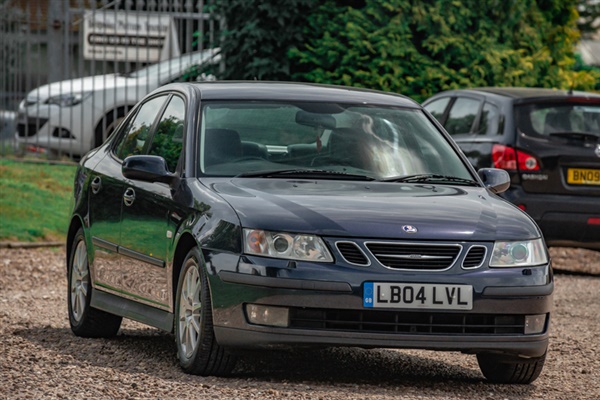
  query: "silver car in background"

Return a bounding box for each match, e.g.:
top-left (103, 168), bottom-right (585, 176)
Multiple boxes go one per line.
top-left (15, 48), bottom-right (218, 158)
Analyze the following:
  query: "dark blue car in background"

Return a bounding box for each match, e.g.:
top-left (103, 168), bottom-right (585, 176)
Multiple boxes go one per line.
top-left (67, 82), bottom-right (553, 384)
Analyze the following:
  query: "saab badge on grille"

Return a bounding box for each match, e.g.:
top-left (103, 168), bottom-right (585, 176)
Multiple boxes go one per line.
top-left (402, 225), bottom-right (418, 233)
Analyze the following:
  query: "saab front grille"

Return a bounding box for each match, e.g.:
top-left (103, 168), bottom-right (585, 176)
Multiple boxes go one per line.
top-left (463, 246), bottom-right (486, 268)
top-left (365, 243), bottom-right (461, 270)
top-left (336, 242), bottom-right (369, 266)
top-left (289, 308), bottom-right (529, 335)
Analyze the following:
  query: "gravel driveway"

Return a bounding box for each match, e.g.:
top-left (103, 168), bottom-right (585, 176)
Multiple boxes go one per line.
top-left (1, 246), bottom-right (599, 399)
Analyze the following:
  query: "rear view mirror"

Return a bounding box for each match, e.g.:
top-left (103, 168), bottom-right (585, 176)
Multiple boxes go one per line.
top-left (295, 111), bottom-right (336, 130)
top-left (478, 168), bottom-right (510, 194)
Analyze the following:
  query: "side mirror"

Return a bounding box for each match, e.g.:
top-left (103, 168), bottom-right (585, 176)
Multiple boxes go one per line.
top-left (478, 168), bottom-right (510, 194)
top-left (122, 155), bottom-right (177, 185)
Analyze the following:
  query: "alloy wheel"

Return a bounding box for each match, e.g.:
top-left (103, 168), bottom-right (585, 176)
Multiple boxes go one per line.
top-left (178, 265), bottom-right (202, 359)
top-left (70, 240), bottom-right (89, 323)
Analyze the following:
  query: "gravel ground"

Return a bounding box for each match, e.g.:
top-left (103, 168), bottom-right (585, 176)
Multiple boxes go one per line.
top-left (1, 246), bottom-right (599, 400)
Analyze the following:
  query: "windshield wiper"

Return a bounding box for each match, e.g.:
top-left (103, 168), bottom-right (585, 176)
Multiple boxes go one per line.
top-left (549, 132), bottom-right (600, 142)
top-left (235, 168), bottom-right (376, 181)
top-left (380, 173), bottom-right (479, 186)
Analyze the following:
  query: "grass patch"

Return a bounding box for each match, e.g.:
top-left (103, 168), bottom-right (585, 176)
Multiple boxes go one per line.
top-left (0, 159), bottom-right (76, 242)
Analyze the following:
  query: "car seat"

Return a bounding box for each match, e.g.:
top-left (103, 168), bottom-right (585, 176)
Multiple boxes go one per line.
top-left (204, 128), bottom-right (243, 166)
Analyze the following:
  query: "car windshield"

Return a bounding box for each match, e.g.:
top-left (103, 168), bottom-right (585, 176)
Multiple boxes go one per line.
top-left (515, 103), bottom-right (600, 138)
top-left (199, 101), bottom-right (474, 182)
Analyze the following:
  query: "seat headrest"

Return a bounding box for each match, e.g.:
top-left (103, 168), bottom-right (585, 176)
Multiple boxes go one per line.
top-left (204, 128), bottom-right (242, 166)
top-left (328, 127), bottom-right (374, 169)
top-left (544, 110), bottom-right (571, 134)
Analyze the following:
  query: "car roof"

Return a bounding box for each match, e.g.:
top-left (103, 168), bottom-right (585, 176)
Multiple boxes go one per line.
top-left (427, 87), bottom-right (600, 103)
top-left (473, 87), bottom-right (600, 100)
top-left (162, 81), bottom-right (421, 108)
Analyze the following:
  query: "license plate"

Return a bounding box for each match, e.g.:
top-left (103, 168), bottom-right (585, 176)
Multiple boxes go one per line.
top-left (567, 168), bottom-right (600, 185)
top-left (363, 282), bottom-right (473, 310)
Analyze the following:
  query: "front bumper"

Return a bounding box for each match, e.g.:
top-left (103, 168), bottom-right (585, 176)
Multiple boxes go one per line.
top-left (207, 251), bottom-right (553, 359)
top-left (14, 105), bottom-right (91, 156)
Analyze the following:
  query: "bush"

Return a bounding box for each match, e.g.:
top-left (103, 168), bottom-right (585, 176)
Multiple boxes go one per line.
top-left (290, 0), bottom-right (595, 102)
top-left (215, 0), bottom-right (313, 80)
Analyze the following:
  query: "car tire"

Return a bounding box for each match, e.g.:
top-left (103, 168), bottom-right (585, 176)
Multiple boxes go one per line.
top-left (476, 352), bottom-right (546, 384)
top-left (175, 247), bottom-right (237, 376)
top-left (68, 228), bottom-right (122, 337)
top-left (94, 107), bottom-right (127, 148)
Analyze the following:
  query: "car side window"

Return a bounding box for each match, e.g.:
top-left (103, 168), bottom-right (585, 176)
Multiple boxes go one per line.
top-left (423, 97), bottom-right (451, 123)
top-left (115, 96), bottom-right (168, 160)
top-left (476, 102), bottom-right (501, 136)
top-left (444, 97), bottom-right (481, 135)
top-left (148, 96), bottom-right (185, 173)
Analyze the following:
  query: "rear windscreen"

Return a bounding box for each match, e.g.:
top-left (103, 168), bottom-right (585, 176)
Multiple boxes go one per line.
top-left (515, 103), bottom-right (600, 137)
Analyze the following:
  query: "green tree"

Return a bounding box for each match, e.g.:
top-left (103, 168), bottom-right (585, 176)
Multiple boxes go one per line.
top-left (216, 0), bottom-right (314, 80)
top-left (290, 0), bottom-right (594, 102)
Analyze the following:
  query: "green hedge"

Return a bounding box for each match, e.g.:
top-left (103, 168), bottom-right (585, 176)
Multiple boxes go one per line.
top-left (216, 0), bottom-right (598, 102)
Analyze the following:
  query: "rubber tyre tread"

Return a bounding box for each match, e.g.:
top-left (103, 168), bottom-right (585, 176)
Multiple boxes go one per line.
top-left (68, 229), bottom-right (122, 338)
top-left (477, 352), bottom-right (546, 384)
top-left (175, 247), bottom-right (236, 376)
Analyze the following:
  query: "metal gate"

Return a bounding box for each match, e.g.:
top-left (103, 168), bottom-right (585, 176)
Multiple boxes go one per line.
top-left (0, 0), bottom-right (220, 160)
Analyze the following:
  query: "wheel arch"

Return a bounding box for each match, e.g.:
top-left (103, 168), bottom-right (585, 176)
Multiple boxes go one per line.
top-left (172, 232), bottom-right (202, 301)
top-left (66, 216), bottom-right (85, 274)
top-left (93, 105), bottom-right (135, 148)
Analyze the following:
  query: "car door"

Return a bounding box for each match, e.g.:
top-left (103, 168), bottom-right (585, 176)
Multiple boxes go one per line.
top-left (90, 94), bottom-right (168, 302)
top-left (119, 94), bottom-right (186, 311)
top-left (87, 146), bottom-right (127, 293)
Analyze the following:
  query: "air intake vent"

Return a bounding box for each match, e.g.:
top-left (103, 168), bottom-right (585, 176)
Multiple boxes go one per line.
top-left (365, 243), bottom-right (461, 270)
top-left (463, 246), bottom-right (486, 268)
top-left (336, 242), bottom-right (369, 266)
top-left (289, 307), bottom-right (530, 335)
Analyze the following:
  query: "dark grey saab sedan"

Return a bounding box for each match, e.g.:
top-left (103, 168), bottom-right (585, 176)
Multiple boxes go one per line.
top-left (67, 82), bottom-right (553, 384)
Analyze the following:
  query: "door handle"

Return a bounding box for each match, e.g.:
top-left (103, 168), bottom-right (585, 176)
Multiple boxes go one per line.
top-left (91, 176), bottom-right (102, 194)
top-left (123, 187), bottom-right (136, 207)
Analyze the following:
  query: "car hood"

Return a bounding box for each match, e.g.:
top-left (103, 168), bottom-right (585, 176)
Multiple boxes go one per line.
top-left (207, 178), bottom-right (541, 241)
top-left (25, 74), bottom-right (157, 101)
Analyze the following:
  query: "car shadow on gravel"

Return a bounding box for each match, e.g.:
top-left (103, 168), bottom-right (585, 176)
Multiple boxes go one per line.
top-left (12, 326), bottom-right (179, 373)
top-left (12, 325), bottom-right (534, 397)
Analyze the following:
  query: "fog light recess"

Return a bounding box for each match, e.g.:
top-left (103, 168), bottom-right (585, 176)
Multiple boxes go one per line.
top-left (246, 304), bottom-right (289, 327)
top-left (524, 314), bottom-right (547, 334)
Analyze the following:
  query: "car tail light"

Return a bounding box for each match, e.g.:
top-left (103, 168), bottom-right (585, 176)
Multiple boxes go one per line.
top-left (492, 144), bottom-right (540, 171)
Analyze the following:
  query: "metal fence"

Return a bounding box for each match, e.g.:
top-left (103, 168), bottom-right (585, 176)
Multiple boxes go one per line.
top-left (0, 0), bottom-right (220, 161)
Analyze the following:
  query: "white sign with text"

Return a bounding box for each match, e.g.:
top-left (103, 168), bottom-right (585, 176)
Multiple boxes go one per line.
top-left (83, 11), bottom-right (179, 62)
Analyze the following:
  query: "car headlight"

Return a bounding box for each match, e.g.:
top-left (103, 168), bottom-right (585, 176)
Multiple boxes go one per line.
top-left (490, 239), bottom-right (548, 267)
top-left (243, 229), bottom-right (333, 262)
top-left (45, 92), bottom-right (92, 107)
